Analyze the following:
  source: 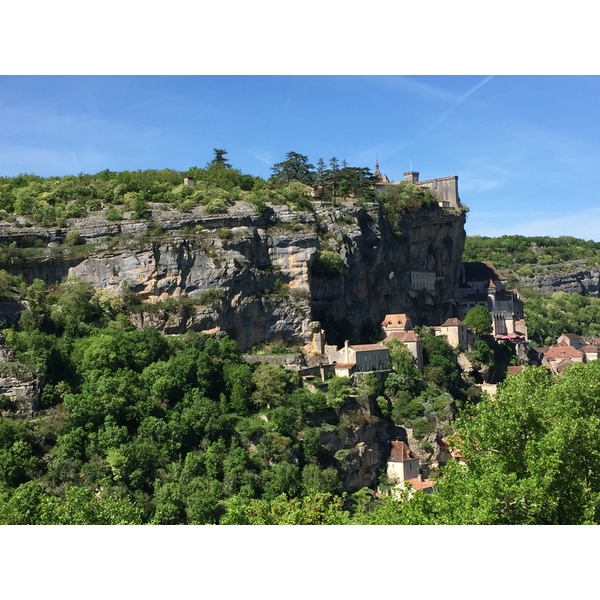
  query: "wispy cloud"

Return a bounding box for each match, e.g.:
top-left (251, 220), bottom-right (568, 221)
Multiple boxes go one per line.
top-left (423, 76), bottom-right (495, 132)
top-left (457, 76), bottom-right (494, 103)
top-left (248, 148), bottom-right (275, 168)
top-left (376, 76), bottom-right (459, 103)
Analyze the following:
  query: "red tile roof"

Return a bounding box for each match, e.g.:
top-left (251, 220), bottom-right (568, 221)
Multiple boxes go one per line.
top-left (381, 313), bottom-right (412, 329)
top-left (384, 331), bottom-right (420, 342)
top-left (441, 318), bottom-right (464, 327)
top-left (403, 477), bottom-right (434, 491)
top-left (388, 440), bottom-right (417, 462)
top-left (545, 345), bottom-right (583, 360)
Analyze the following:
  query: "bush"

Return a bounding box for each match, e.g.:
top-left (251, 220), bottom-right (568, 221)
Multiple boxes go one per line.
top-left (105, 207), bottom-right (123, 222)
top-left (311, 250), bottom-right (346, 279)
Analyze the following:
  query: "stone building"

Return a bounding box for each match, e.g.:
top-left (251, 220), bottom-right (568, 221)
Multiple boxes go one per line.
top-left (435, 317), bottom-right (469, 351)
top-left (373, 162), bottom-right (461, 210)
top-left (327, 341), bottom-right (390, 378)
top-left (386, 440), bottom-right (434, 497)
top-left (381, 313), bottom-right (423, 369)
top-left (457, 261), bottom-right (526, 340)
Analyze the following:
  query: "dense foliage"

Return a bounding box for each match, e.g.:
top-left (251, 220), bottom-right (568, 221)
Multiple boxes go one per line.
top-left (522, 289), bottom-right (600, 344)
top-left (357, 362), bottom-right (600, 524)
top-left (464, 234), bottom-right (600, 278)
top-left (0, 150), bottom-right (384, 230)
top-left (0, 271), bottom-right (473, 524)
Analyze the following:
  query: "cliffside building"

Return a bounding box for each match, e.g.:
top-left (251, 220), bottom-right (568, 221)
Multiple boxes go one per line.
top-left (327, 341), bottom-right (390, 378)
top-left (386, 440), bottom-right (434, 497)
top-left (457, 261), bottom-right (526, 340)
top-left (373, 163), bottom-right (461, 210)
top-left (381, 313), bottom-right (423, 369)
top-left (434, 317), bottom-right (471, 351)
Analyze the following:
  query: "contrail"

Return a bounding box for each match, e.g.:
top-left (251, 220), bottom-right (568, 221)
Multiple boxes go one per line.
top-left (457, 75), bottom-right (495, 103)
top-left (72, 150), bottom-right (81, 174)
top-left (413, 75), bottom-right (496, 140)
top-left (383, 76), bottom-right (496, 160)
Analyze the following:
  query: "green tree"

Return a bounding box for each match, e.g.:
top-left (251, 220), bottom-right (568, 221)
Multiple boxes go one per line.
top-left (271, 151), bottom-right (315, 186)
top-left (463, 305), bottom-right (493, 336)
top-left (251, 363), bottom-right (289, 409)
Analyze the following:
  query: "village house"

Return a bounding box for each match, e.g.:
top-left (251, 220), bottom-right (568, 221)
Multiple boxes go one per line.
top-left (539, 333), bottom-right (600, 374)
top-left (386, 440), bottom-right (434, 497)
top-left (543, 345), bottom-right (585, 375)
top-left (326, 340), bottom-right (391, 378)
top-left (381, 313), bottom-right (424, 369)
top-left (434, 317), bottom-right (471, 351)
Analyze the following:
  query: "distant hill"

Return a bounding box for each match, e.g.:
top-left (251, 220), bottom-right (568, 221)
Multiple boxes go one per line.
top-left (464, 235), bottom-right (600, 343)
top-left (463, 235), bottom-right (600, 280)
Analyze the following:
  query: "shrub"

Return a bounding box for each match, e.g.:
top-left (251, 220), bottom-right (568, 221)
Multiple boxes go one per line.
top-left (105, 207), bottom-right (123, 222)
top-left (311, 250), bottom-right (346, 279)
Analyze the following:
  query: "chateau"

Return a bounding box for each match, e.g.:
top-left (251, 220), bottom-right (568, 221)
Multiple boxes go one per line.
top-left (373, 162), bottom-right (461, 210)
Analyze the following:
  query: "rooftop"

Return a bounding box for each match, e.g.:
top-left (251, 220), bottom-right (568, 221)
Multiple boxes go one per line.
top-left (545, 345), bottom-right (584, 360)
top-left (384, 331), bottom-right (420, 343)
top-left (350, 343), bottom-right (388, 352)
top-left (441, 317), bottom-right (464, 328)
top-left (388, 440), bottom-right (417, 463)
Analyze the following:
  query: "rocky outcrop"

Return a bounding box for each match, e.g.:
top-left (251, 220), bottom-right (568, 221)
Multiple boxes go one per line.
top-left (0, 364), bottom-right (39, 417)
top-left (311, 203), bottom-right (465, 329)
top-left (0, 201), bottom-right (466, 350)
top-left (319, 394), bottom-right (389, 491)
top-left (518, 261), bottom-right (600, 296)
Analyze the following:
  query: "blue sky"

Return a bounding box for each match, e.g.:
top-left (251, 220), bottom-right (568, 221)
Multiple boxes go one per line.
top-left (2, 75), bottom-right (600, 240)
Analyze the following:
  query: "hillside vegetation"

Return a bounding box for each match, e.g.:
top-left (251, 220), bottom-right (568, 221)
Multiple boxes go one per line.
top-left (0, 275), bottom-right (468, 524)
top-left (464, 234), bottom-right (600, 279)
top-left (0, 151), bottom-right (366, 226)
top-left (464, 234), bottom-right (600, 344)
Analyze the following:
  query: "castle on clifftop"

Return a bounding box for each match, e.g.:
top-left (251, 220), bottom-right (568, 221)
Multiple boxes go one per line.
top-left (373, 161), bottom-right (461, 210)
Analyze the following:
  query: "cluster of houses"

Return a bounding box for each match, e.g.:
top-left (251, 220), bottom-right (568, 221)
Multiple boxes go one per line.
top-left (530, 332), bottom-right (600, 375)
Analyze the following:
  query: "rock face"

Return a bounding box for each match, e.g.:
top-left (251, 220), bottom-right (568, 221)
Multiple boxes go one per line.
top-left (318, 394), bottom-right (390, 492)
top-left (0, 201), bottom-right (466, 350)
top-left (0, 365), bottom-right (39, 417)
top-left (310, 203), bottom-right (465, 330)
top-left (518, 262), bottom-right (600, 296)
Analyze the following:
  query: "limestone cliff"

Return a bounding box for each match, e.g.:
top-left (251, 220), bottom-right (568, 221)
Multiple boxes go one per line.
top-left (516, 261), bottom-right (600, 297)
top-left (0, 201), bottom-right (466, 349)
